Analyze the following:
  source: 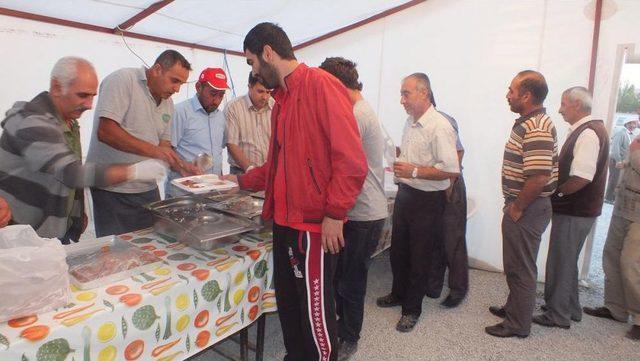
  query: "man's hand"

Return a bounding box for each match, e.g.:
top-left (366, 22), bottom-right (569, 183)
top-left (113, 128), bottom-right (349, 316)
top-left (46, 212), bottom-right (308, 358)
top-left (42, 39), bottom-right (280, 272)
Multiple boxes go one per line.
top-left (0, 196), bottom-right (11, 227)
top-left (616, 161), bottom-right (625, 169)
top-left (179, 162), bottom-right (202, 177)
top-left (393, 161), bottom-right (415, 179)
top-left (445, 184), bottom-right (454, 202)
top-left (506, 203), bottom-right (523, 222)
top-left (128, 159), bottom-right (169, 181)
top-left (155, 147), bottom-right (183, 171)
top-left (321, 217), bottom-right (344, 254)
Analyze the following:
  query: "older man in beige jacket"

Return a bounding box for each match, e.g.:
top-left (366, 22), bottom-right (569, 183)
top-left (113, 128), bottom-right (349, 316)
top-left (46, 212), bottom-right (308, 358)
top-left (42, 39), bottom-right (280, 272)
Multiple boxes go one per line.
top-left (584, 135), bottom-right (640, 341)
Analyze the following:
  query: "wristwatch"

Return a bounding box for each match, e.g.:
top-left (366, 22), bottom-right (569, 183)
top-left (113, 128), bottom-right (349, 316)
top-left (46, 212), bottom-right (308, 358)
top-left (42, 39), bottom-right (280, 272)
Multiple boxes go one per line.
top-left (411, 167), bottom-right (418, 179)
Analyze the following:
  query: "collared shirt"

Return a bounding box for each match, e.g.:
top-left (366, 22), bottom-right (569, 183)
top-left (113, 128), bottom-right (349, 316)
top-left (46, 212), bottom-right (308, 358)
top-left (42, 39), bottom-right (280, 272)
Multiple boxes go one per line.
top-left (566, 115), bottom-right (600, 181)
top-left (397, 105), bottom-right (460, 191)
top-left (87, 67), bottom-right (173, 193)
top-left (224, 94), bottom-right (273, 168)
top-left (170, 95), bottom-right (226, 176)
top-left (502, 108), bottom-right (558, 198)
top-left (439, 111), bottom-right (464, 152)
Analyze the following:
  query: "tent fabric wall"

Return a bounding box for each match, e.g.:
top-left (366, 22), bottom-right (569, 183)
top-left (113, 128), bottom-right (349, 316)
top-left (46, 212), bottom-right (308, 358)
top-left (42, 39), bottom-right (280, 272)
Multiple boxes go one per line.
top-left (1, 0), bottom-right (639, 279)
top-left (0, 14), bottom-right (250, 164)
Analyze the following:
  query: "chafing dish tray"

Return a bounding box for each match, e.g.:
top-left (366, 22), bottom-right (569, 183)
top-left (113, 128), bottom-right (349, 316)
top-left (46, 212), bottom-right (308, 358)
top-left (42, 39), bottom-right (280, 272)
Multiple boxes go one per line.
top-left (145, 196), bottom-right (259, 250)
top-left (205, 195), bottom-right (264, 219)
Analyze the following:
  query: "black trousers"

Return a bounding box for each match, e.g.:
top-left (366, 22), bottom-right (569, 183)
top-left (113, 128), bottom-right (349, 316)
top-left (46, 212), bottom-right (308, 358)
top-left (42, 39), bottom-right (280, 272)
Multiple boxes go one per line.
top-left (427, 176), bottom-right (469, 299)
top-left (390, 184), bottom-right (446, 316)
top-left (335, 218), bottom-right (385, 343)
top-left (273, 223), bottom-right (338, 361)
top-left (90, 187), bottom-right (160, 237)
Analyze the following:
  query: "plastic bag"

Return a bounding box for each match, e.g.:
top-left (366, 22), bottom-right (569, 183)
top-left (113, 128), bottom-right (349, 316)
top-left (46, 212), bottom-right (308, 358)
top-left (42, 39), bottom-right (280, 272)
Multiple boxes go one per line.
top-left (0, 225), bottom-right (70, 322)
top-left (380, 124), bottom-right (397, 171)
top-left (66, 237), bottom-right (161, 290)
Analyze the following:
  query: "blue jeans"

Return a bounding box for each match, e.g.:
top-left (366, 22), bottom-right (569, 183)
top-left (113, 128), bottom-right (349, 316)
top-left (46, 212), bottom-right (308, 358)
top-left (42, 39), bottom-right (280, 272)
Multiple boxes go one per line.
top-left (335, 218), bottom-right (385, 343)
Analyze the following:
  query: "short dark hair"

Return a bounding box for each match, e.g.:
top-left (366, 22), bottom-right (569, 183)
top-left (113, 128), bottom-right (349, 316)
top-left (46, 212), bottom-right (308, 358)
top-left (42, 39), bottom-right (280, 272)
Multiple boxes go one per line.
top-left (248, 72), bottom-right (261, 86)
top-left (319, 57), bottom-right (363, 91)
top-left (517, 70), bottom-right (548, 105)
top-left (154, 50), bottom-right (192, 71)
top-left (243, 22), bottom-right (296, 60)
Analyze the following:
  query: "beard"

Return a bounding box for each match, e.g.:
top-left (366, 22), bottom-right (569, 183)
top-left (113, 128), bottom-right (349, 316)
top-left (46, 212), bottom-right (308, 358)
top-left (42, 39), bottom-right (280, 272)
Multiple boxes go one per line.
top-left (508, 100), bottom-right (523, 114)
top-left (257, 59), bottom-right (279, 89)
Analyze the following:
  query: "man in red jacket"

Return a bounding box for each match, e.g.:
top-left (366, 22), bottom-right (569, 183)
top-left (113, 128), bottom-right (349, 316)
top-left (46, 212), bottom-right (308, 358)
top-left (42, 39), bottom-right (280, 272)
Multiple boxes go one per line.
top-left (226, 22), bottom-right (367, 361)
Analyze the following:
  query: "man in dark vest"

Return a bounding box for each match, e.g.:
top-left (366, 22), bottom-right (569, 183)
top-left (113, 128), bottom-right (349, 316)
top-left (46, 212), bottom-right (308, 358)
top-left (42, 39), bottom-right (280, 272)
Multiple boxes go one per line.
top-left (533, 86), bottom-right (609, 329)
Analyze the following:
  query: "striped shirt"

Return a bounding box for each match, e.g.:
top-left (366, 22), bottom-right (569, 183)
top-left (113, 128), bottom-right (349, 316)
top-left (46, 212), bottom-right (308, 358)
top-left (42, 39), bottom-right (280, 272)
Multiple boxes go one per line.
top-left (224, 95), bottom-right (273, 168)
top-left (0, 92), bottom-right (109, 239)
top-left (502, 108), bottom-right (558, 198)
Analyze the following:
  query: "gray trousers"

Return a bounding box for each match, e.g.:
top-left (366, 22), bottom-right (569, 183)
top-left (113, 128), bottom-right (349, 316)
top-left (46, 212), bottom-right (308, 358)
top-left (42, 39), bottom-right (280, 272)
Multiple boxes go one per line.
top-left (427, 176), bottom-right (468, 299)
top-left (543, 213), bottom-right (595, 326)
top-left (603, 214), bottom-right (640, 325)
top-left (501, 197), bottom-right (552, 335)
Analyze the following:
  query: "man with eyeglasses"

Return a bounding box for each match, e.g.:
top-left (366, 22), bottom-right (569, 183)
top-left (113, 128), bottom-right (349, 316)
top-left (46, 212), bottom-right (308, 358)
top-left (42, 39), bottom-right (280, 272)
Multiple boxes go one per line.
top-left (166, 67), bottom-right (229, 197)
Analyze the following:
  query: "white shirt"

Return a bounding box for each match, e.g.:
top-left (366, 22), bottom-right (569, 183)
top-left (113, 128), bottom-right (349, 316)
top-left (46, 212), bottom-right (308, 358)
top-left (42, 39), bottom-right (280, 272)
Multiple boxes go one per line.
top-left (567, 115), bottom-right (600, 181)
top-left (397, 105), bottom-right (460, 191)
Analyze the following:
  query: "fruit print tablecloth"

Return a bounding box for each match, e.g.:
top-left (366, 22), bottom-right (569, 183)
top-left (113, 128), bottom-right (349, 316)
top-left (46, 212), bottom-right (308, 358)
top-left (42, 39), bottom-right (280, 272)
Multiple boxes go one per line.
top-left (0, 228), bottom-right (277, 361)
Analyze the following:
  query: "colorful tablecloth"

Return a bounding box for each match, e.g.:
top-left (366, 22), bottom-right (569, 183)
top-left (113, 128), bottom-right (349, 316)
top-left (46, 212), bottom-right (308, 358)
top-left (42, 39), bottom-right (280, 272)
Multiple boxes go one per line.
top-left (0, 228), bottom-right (277, 361)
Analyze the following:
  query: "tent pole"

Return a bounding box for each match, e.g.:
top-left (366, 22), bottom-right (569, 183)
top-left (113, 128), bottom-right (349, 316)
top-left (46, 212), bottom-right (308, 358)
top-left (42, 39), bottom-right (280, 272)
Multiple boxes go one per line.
top-left (588, 0), bottom-right (603, 93)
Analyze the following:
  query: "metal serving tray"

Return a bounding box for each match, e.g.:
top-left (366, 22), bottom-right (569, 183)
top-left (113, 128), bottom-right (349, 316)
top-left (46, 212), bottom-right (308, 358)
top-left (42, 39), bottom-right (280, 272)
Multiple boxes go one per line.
top-left (205, 195), bottom-right (264, 219)
top-left (145, 196), bottom-right (259, 250)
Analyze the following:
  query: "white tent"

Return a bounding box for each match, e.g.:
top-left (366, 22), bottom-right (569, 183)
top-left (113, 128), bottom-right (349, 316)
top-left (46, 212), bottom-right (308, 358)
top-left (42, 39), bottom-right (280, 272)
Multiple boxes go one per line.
top-left (0, 0), bottom-right (638, 279)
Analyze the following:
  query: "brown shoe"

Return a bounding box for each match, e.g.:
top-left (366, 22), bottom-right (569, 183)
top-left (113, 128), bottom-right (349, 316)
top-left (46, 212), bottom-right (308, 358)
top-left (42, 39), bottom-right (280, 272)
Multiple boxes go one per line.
top-left (376, 293), bottom-right (402, 308)
top-left (396, 314), bottom-right (419, 332)
top-left (583, 306), bottom-right (624, 322)
top-left (626, 325), bottom-right (640, 341)
top-left (489, 306), bottom-right (506, 318)
top-left (484, 323), bottom-right (528, 338)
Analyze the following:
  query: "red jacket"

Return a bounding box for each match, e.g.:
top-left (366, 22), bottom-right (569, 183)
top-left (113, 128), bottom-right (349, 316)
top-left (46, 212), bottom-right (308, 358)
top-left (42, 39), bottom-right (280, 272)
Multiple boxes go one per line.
top-left (238, 64), bottom-right (367, 223)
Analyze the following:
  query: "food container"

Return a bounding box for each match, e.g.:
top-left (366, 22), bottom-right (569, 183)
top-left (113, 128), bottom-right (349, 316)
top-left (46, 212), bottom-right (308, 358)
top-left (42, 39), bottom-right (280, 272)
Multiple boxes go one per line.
top-left (145, 196), bottom-right (259, 250)
top-left (171, 174), bottom-right (237, 194)
top-left (65, 237), bottom-right (162, 290)
top-left (205, 195), bottom-right (264, 219)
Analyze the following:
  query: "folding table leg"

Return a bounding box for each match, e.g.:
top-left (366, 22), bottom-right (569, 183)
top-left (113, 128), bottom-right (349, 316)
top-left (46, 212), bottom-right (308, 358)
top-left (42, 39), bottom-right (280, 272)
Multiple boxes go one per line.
top-left (256, 314), bottom-right (266, 361)
top-left (240, 327), bottom-right (249, 361)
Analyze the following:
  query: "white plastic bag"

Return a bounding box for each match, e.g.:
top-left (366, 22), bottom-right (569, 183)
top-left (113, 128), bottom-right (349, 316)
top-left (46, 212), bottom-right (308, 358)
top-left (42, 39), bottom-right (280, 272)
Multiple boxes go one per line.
top-left (0, 225), bottom-right (70, 322)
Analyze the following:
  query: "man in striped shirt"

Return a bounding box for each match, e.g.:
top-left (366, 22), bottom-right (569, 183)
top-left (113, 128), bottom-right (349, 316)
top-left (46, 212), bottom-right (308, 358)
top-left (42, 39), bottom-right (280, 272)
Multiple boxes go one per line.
top-left (0, 57), bottom-right (167, 243)
top-left (225, 72), bottom-right (274, 174)
top-left (486, 70), bottom-right (558, 338)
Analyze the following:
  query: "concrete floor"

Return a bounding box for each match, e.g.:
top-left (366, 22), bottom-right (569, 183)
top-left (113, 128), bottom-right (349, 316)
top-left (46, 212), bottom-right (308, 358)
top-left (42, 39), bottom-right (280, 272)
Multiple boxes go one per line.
top-left (191, 202), bottom-right (637, 361)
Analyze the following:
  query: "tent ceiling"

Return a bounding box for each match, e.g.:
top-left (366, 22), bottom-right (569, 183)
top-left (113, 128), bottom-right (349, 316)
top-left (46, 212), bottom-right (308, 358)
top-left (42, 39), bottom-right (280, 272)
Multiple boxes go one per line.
top-left (0, 0), bottom-right (419, 55)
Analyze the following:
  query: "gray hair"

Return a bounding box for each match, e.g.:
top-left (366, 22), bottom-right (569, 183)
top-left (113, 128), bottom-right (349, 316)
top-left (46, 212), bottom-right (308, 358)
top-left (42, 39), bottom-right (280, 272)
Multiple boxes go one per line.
top-left (404, 72), bottom-right (434, 104)
top-left (50, 56), bottom-right (94, 93)
top-left (563, 86), bottom-right (592, 112)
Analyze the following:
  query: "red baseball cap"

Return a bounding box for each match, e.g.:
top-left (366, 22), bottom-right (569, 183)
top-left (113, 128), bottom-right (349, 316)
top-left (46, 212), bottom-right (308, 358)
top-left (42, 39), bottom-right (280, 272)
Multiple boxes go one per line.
top-left (198, 68), bottom-right (229, 90)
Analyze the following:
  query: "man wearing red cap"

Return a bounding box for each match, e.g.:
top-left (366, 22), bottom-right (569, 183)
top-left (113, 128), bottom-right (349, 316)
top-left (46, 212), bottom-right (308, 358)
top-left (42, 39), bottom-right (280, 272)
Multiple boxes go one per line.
top-left (166, 67), bottom-right (229, 197)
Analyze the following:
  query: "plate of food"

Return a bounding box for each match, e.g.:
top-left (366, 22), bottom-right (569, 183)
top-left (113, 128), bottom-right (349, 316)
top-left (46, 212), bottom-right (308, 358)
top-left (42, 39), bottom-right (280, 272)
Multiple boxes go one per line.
top-left (171, 174), bottom-right (237, 194)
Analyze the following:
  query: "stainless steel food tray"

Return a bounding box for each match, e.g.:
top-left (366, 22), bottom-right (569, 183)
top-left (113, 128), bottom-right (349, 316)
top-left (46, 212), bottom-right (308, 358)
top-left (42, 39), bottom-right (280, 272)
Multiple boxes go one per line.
top-left (145, 196), bottom-right (259, 250)
top-left (205, 195), bottom-right (264, 219)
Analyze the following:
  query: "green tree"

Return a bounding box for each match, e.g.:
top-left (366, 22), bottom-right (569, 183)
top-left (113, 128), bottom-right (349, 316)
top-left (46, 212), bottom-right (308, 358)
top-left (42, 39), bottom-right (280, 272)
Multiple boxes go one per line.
top-left (616, 82), bottom-right (640, 113)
